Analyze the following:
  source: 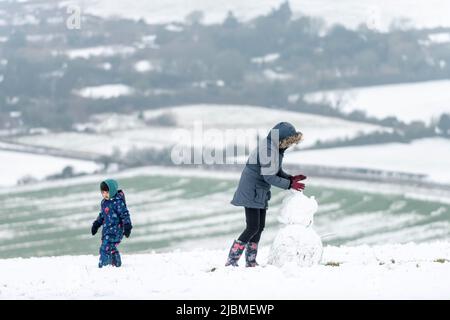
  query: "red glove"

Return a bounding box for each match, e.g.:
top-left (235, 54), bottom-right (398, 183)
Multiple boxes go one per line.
top-left (292, 174), bottom-right (307, 181)
top-left (290, 179), bottom-right (305, 191)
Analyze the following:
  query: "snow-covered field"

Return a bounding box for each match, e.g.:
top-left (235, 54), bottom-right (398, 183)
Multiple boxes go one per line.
top-left (1, 243), bottom-right (450, 299)
top-left (62, 0), bottom-right (450, 31)
top-left (0, 165), bottom-right (448, 260)
top-left (303, 80), bottom-right (450, 124)
top-left (73, 84), bottom-right (134, 99)
top-left (63, 46), bottom-right (136, 60)
top-left (0, 150), bottom-right (101, 187)
top-left (13, 104), bottom-right (388, 156)
top-left (285, 138), bottom-right (450, 184)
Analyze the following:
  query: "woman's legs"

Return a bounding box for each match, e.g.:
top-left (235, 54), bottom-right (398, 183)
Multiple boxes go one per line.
top-left (245, 209), bottom-right (266, 267)
top-left (226, 207), bottom-right (265, 267)
top-left (238, 207), bottom-right (262, 243)
top-left (249, 208), bottom-right (266, 243)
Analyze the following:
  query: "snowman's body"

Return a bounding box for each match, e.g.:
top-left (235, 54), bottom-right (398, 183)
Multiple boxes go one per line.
top-left (268, 190), bottom-right (323, 267)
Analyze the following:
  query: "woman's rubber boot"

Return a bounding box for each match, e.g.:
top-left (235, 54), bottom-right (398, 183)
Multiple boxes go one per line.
top-left (225, 240), bottom-right (246, 267)
top-left (245, 242), bottom-right (259, 267)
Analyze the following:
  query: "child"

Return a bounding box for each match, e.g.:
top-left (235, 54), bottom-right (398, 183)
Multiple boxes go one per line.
top-left (91, 179), bottom-right (133, 268)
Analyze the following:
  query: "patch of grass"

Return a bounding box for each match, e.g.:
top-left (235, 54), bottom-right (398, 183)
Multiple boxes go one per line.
top-left (325, 261), bottom-right (341, 267)
top-left (434, 258), bottom-right (450, 263)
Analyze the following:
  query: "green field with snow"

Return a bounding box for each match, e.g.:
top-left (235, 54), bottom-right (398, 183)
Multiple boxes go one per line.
top-left (1, 168), bottom-right (448, 259)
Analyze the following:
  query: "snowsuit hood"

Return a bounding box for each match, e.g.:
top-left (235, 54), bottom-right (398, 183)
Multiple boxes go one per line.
top-left (102, 179), bottom-right (119, 199)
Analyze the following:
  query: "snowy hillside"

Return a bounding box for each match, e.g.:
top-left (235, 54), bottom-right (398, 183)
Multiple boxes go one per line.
top-left (0, 166), bottom-right (449, 260)
top-left (1, 242), bottom-right (450, 299)
top-left (12, 104), bottom-right (388, 157)
top-left (303, 80), bottom-right (450, 124)
top-left (63, 0), bottom-right (450, 31)
top-left (285, 138), bottom-right (450, 184)
top-left (0, 149), bottom-right (101, 187)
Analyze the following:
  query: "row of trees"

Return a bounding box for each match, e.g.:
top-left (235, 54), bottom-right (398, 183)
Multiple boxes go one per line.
top-left (0, 1), bottom-right (449, 136)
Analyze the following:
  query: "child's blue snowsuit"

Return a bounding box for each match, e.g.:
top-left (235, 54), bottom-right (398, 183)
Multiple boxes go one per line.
top-left (93, 179), bottom-right (132, 268)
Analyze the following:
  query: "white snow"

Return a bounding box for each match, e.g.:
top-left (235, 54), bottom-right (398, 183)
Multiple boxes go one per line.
top-left (303, 80), bottom-right (450, 124)
top-left (14, 104), bottom-right (388, 156)
top-left (0, 150), bottom-right (101, 187)
top-left (278, 190), bottom-right (318, 226)
top-left (263, 69), bottom-right (293, 81)
top-left (268, 191), bottom-right (323, 267)
top-left (61, 0), bottom-right (450, 32)
top-left (285, 138), bottom-right (450, 184)
top-left (428, 32), bottom-right (450, 44)
top-left (99, 62), bottom-right (112, 71)
top-left (165, 23), bottom-right (183, 32)
top-left (11, 14), bottom-right (39, 26)
top-left (268, 224), bottom-right (323, 267)
top-left (74, 84), bottom-right (134, 99)
top-left (63, 46), bottom-right (136, 59)
top-left (134, 60), bottom-right (157, 73)
top-left (1, 242), bottom-right (450, 299)
top-left (26, 34), bottom-right (54, 43)
top-left (251, 53), bottom-right (280, 64)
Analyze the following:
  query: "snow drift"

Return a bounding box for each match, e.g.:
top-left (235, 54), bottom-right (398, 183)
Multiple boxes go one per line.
top-left (268, 191), bottom-right (323, 267)
top-left (1, 243), bottom-right (450, 299)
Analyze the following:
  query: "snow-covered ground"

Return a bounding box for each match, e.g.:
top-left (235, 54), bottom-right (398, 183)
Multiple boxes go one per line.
top-left (0, 150), bottom-right (101, 187)
top-left (62, 0), bottom-right (450, 32)
top-left (57, 45), bottom-right (136, 60)
top-left (13, 104), bottom-right (388, 156)
top-left (0, 164), bottom-right (449, 261)
top-left (285, 137), bottom-right (450, 184)
top-left (303, 80), bottom-right (450, 124)
top-left (8, 105), bottom-right (384, 157)
top-left (73, 84), bottom-right (134, 99)
top-left (1, 242), bottom-right (450, 299)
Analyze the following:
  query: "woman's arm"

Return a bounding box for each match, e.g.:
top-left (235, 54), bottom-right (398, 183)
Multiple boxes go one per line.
top-left (262, 174), bottom-right (291, 189)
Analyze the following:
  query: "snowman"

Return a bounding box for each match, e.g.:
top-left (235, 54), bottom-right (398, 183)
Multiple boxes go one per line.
top-left (268, 190), bottom-right (323, 267)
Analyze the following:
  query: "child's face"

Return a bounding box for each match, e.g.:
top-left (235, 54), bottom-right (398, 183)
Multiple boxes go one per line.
top-left (101, 190), bottom-right (110, 200)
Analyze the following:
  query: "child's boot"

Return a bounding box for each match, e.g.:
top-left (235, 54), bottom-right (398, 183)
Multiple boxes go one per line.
top-left (112, 251), bottom-right (122, 267)
top-left (98, 254), bottom-right (111, 268)
top-left (245, 242), bottom-right (259, 267)
top-left (225, 239), bottom-right (246, 267)
top-left (99, 242), bottom-right (112, 268)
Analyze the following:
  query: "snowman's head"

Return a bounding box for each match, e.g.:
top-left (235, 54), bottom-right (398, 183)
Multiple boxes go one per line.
top-left (279, 190), bottom-right (319, 226)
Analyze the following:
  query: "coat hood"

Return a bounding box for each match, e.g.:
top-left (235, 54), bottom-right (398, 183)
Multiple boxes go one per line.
top-left (102, 179), bottom-right (119, 199)
top-left (267, 122), bottom-right (302, 149)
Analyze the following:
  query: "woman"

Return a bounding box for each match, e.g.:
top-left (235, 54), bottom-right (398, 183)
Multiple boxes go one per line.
top-left (226, 122), bottom-right (306, 267)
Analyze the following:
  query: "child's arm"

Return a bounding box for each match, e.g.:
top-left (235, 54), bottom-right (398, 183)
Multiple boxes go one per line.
top-left (116, 198), bottom-right (132, 237)
top-left (91, 212), bottom-right (104, 235)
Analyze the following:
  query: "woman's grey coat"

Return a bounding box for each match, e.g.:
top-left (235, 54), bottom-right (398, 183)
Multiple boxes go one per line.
top-left (231, 122), bottom-right (299, 209)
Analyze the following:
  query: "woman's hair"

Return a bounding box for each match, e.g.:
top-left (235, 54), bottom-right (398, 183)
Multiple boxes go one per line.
top-left (279, 132), bottom-right (303, 149)
top-left (100, 181), bottom-right (109, 192)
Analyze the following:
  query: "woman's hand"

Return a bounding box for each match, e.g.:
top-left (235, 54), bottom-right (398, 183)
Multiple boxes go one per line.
top-left (292, 174), bottom-right (307, 181)
top-left (289, 178), bottom-right (305, 191)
